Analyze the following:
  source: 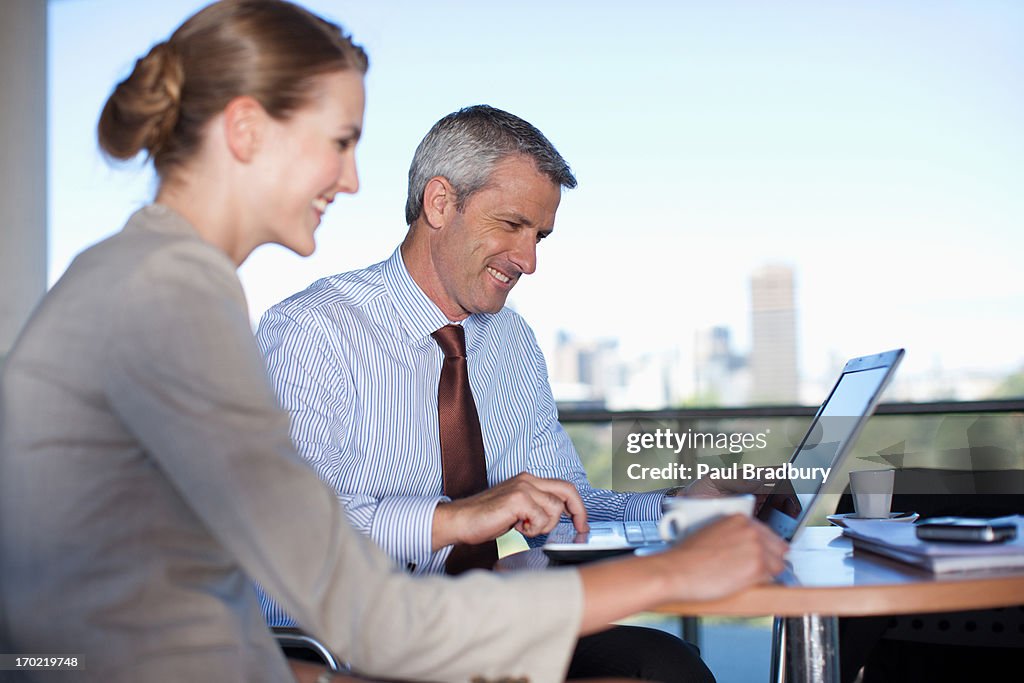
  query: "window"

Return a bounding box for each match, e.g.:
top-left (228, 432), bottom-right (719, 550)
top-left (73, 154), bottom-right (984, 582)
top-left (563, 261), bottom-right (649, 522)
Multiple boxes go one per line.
top-left (50, 0), bottom-right (1024, 408)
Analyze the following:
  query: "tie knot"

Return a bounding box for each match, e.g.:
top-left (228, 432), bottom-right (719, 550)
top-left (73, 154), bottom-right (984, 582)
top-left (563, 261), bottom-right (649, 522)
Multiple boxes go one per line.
top-left (431, 324), bottom-right (466, 359)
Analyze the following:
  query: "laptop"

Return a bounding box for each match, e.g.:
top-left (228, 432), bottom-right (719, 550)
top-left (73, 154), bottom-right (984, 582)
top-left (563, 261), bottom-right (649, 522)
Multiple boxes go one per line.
top-left (542, 348), bottom-right (905, 563)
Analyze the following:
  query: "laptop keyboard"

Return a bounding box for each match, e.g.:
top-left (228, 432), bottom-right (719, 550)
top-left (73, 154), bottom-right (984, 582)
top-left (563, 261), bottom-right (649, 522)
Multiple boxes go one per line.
top-left (545, 520), bottom-right (662, 546)
top-left (623, 520), bottom-right (663, 545)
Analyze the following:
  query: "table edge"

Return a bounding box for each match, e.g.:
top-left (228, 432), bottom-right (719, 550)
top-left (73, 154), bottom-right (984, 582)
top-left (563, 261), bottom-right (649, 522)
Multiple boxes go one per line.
top-left (656, 574), bottom-right (1024, 617)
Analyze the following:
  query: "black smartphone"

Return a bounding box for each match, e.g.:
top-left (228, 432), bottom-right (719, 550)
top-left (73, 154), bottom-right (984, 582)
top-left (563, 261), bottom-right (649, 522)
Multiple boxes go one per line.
top-left (915, 517), bottom-right (1018, 543)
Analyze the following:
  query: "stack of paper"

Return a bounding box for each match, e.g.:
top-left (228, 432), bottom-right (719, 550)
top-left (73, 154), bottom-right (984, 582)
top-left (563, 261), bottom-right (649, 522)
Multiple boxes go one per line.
top-left (842, 515), bottom-right (1024, 574)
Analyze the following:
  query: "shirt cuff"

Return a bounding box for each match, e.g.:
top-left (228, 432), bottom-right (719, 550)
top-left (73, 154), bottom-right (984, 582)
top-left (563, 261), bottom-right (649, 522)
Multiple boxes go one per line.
top-left (369, 495), bottom-right (446, 567)
top-left (623, 490), bottom-right (666, 520)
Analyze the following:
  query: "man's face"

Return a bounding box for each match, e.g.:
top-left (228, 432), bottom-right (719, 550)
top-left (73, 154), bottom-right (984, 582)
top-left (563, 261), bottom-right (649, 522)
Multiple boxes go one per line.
top-left (430, 155), bottom-right (561, 320)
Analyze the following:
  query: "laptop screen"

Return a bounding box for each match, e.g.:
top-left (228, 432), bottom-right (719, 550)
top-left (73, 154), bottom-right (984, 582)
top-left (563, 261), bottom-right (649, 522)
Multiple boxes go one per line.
top-left (756, 350), bottom-right (903, 540)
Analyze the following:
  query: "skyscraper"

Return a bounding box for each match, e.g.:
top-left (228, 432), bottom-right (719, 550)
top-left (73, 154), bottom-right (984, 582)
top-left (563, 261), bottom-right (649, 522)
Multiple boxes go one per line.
top-left (694, 326), bottom-right (748, 406)
top-left (750, 265), bottom-right (799, 403)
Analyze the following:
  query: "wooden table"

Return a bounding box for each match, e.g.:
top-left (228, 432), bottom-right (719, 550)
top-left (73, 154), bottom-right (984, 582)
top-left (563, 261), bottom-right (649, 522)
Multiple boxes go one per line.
top-left (498, 527), bottom-right (1024, 683)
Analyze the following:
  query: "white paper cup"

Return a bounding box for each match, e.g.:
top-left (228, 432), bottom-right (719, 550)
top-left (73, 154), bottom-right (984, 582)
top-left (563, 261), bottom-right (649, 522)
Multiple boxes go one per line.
top-left (849, 469), bottom-right (895, 518)
top-left (658, 494), bottom-right (756, 542)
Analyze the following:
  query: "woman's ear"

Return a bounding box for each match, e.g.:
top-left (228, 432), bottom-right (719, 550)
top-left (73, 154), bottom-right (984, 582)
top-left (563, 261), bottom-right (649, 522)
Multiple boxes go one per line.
top-left (222, 96), bottom-right (267, 163)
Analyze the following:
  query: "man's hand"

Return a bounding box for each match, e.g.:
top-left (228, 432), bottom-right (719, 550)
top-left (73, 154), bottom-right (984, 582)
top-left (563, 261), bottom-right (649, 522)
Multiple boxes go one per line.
top-left (683, 475), bottom-right (765, 498)
top-left (684, 472), bottom-right (802, 519)
top-left (682, 474), bottom-right (795, 515)
top-left (431, 472), bottom-right (588, 551)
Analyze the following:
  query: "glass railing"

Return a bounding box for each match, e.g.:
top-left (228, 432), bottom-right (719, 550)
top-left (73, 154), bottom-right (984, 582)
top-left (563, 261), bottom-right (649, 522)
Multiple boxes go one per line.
top-left (562, 399), bottom-right (1024, 524)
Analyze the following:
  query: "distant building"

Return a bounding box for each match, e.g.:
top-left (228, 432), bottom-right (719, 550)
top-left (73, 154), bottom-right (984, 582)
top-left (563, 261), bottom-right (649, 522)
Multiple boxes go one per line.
top-left (550, 331), bottom-right (621, 405)
top-left (750, 265), bottom-right (799, 403)
top-left (551, 331), bottom-right (699, 410)
top-left (606, 348), bottom-right (697, 411)
top-left (694, 326), bottom-right (749, 406)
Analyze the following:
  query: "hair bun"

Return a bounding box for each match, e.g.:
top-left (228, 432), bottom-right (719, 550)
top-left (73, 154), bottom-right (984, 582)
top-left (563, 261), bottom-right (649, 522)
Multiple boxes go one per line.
top-left (140, 42), bottom-right (184, 153)
top-left (98, 41), bottom-right (184, 160)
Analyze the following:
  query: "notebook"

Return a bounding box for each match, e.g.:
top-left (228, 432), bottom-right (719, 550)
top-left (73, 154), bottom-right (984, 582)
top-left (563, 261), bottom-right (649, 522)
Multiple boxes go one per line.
top-left (842, 515), bottom-right (1024, 574)
top-left (542, 348), bottom-right (905, 563)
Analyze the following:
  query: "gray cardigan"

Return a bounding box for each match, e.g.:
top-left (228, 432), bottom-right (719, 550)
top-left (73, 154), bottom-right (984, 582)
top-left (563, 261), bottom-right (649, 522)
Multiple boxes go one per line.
top-left (0, 205), bottom-right (582, 682)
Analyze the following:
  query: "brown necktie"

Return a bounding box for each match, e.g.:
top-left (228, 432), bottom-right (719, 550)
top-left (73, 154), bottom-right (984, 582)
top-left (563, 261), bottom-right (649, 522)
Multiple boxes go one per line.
top-left (431, 324), bottom-right (498, 574)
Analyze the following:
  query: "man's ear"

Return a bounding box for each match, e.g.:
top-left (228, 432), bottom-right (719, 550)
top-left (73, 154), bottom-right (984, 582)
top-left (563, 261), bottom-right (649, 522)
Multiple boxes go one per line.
top-left (421, 176), bottom-right (455, 229)
top-left (222, 96), bottom-right (267, 163)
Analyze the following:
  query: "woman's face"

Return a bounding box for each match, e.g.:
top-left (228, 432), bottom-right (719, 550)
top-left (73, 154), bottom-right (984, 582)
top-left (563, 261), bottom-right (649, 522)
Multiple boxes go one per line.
top-left (254, 70), bottom-right (366, 257)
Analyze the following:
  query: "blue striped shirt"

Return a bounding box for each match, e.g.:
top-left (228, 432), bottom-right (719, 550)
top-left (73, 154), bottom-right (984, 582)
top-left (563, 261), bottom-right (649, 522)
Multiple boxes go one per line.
top-left (256, 247), bottom-right (663, 625)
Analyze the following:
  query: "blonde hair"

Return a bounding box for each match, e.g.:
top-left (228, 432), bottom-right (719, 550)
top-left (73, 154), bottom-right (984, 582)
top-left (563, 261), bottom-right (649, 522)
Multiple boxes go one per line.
top-left (98, 0), bottom-right (367, 177)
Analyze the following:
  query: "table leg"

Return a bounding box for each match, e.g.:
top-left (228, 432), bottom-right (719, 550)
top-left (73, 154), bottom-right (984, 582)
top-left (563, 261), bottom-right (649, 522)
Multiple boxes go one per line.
top-left (680, 616), bottom-right (701, 650)
top-left (769, 616), bottom-right (786, 683)
top-left (783, 615), bottom-right (839, 683)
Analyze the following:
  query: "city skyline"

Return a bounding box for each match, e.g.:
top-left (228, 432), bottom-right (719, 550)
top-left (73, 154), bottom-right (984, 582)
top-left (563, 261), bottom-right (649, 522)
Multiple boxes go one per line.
top-left (47, 0), bottom-right (1024, 393)
top-left (549, 261), bottom-right (1020, 410)
top-left (550, 318), bottom-right (1019, 411)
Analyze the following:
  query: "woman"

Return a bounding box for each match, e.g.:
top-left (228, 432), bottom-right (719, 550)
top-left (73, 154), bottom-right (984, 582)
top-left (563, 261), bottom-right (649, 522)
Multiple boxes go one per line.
top-left (0, 1), bottom-right (786, 682)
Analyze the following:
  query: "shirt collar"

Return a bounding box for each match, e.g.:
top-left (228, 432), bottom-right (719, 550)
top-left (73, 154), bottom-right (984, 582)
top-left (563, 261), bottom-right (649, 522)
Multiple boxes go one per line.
top-left (380, 247), bottom-right (493, 351)
top-left (381, 247), bottom-right (454, 343)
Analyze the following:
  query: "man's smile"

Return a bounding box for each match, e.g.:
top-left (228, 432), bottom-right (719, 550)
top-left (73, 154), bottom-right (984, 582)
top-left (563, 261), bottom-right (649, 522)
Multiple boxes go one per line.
top-left (486, 265), bottom-right (515, 287)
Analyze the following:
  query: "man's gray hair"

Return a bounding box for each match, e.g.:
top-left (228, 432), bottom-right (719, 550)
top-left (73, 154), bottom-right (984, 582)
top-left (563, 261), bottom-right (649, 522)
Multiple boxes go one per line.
top-left (405, 105), bottom-right (577, 225)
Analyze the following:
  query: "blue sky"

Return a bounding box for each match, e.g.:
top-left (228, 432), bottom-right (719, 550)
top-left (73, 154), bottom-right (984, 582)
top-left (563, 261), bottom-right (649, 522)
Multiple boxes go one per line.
top-left (49, 0), bottom-right (1024, 384)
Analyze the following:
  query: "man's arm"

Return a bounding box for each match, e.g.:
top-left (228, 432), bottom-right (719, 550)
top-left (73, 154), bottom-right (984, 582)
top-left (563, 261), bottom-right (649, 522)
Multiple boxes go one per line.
top-left (257, 305), bottom-right (443, 567)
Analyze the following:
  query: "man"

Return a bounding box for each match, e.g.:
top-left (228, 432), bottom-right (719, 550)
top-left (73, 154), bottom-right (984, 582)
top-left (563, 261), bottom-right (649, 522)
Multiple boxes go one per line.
top-left (257, 105), bottom-right (715, 682)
